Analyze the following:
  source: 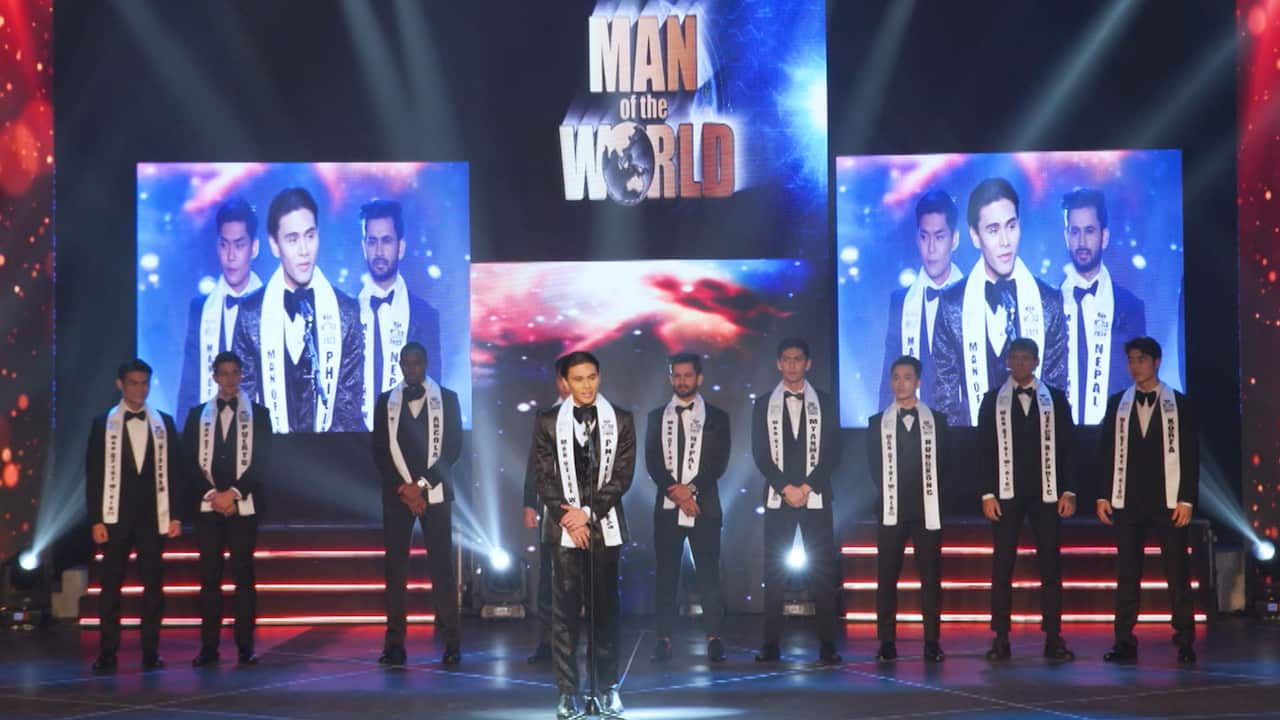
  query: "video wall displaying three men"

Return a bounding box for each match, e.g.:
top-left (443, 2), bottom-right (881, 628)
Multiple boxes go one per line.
top-left (837, 149), bottom-right (1185, 428)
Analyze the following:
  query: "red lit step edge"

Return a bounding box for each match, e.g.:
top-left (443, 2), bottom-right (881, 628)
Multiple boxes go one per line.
top-left (841, 545), bottom-right (1187, 556)
top-left (844, 612), bottom-right (1208, 623)
top-left (843, 580), bottom-right (1200, 590)
top-left (93, 549), bottom-right (428, 562)
top-left (79, 614), bottom-right (436, 627)
top-left (87, 582), bottom-right (432, 595)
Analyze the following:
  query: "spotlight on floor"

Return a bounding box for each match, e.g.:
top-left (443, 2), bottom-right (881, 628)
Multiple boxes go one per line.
top-left (1255, 540), bottom-right (1276, 563)
top-left (783, 536), bottom-right (814, 616)
top-left (2, 550), bottom-right (52, 629)
top-left (476, 547), bottom-right (526, 620)
top-left (786, 545), bottom-right (807, 570)
top-left (489, 547), bottom-right (512, 572)
top-left (18, 550), bottom-right (39, 573)
top-left (1252, 539), bottom-right (1279, 621)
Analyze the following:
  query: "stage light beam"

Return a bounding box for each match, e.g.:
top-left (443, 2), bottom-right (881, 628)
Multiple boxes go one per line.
top-left (1256, 540), bottom-right (1276, 563)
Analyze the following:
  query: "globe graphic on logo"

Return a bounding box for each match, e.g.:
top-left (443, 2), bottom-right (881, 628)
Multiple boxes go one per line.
top-left (600, 122), bottom-right (655, 205)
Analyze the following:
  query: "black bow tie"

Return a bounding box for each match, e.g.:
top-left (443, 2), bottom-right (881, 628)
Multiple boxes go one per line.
top-left (784, 391), bottom-right (804, 401)
top-left (1136, 390), bottom-right (1157, 407)
top-left (283, 287), bottom-right (315, 321)
top-left (985, 279), bottom-right (1016, 313)
top-left (899, 407), bottom-right (918, 418)
top-left (217, 397), bottom-right (238, 412)
top-left (573, 405), bottom-right (597, 425)
top-left (403, 383), bottom-right (425, 401)
top-left (675, 404), bottom-right (692, 414)
top-left (370, 290), bottom-right (395, 312)
top-left (1073, 280), bottom-right (1099, 304)
top-left (925, 286), bottom-right (942, 302)
top-left (124, 410), bottom-right (146, 422)
top-left (1015, 386), bottom-right (1035, 397)
top-left (224, 294), bottom-right (243, 310)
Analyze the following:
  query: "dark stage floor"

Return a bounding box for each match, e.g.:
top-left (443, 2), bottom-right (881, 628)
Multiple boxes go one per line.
top-left (2, 617), bottom-right (1278, 719)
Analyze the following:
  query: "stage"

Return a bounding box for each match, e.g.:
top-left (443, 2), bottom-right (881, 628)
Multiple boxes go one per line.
top-left (3, 617), bottom-right (1278, 719)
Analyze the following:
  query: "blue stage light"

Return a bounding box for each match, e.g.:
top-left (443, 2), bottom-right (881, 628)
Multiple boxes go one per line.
top-left (489, 548), bottom-right (512, 572)
top-left (786, 545), bottom-right (807, 570)
top-left (17, 550), bottom-right (38, 572)
top-left (1256, 540), bottom-right (1276, 563)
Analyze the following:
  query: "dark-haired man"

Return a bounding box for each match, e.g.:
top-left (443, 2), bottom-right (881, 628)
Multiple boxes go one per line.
top-left (372, 342), bottom-right (463, 666)
top-left (1098, 337), bottom-right (1199, 665)
top-left (753, 338), bottom-right (844, 665)
top-left (357, 199), bottom-right (442, 430)
top-left (933, 178), bottom-right (1069, 426)
top-left (178, 198), bottom-right (264, 421)
top-left (234, 187), bottom-right (365, 432)
top-left (534, 351), bottom-right (635, 719)
top-left (185, 351), bottom-right (273, 668)
top-left (879, 190), bottom-right (965, 410)
top-left (85, 359), bottom-right (183, 672)
top-left (647, 353), bottom-right (731, 664)
top-left (522, 364), bottom-right (571, 665)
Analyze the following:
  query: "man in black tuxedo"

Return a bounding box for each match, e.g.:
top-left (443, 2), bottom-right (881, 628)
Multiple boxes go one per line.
top-left (85, 359), bottom-right (183, 672)
top-left (867, 356), bottom-right (948, 663)
top-left (371, 342), bottom-right (463, 666)
top-left (977, 338), bottom-right (1077, 662)
top-left (357, 199), bottom-right (442, 430)
top-left (1097, 337), bottom-right (1199, 665)
top-left (1059, 188), bottom-right (1146, 424)
top-left (752, 338), bottom-right (844, 665)
top-left (185, 351), bottom-right (273, 668)
top-left (647, 353), bottom-right (731, 664)
top-left (177, 198), bottom-right (264, 422)
top-left (522, 364), bottom-right (570, 665)
top-left (879, 190), bottom-right (965, 410)
top-left (533, 351), bottom-right (635, 719)
top-left (932, 178), bottom-right (1069, 426)
top-left (234, 187), bottom-right (365, 433)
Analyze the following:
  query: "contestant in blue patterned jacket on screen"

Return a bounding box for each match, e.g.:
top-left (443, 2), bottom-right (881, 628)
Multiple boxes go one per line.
top-left (177, 198), bottom-right (264, 423)
top-left (932, 178), bottom-right (1068, 426)
top-left (232, 187), bottom-right (365, 433)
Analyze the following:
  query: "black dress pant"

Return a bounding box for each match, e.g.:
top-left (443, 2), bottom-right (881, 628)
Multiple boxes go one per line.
top-left (534, 538), bottom-right (554, 646)
top-left (653, 510), bottom-right (725, 638)
top-left (876, 521), bottom-right (941, 643)
top-left (196, 512), bottom-right (258, 654)
top-left (762, 506), bottom-right (838, 646)
top-left (990, 498), bottom-right (1062, 634)
top-left (552, 540), bottom-right (620, 695)
top-left (382, 498), bottom-right (459, 652)
top-left (1113, 509), bottom-right (1195, 648)
top-left (98, 520), bottom-right (165, 658)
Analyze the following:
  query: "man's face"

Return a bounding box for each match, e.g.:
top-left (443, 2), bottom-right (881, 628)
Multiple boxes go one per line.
top-left (566, 361), bottom-right (600, 406)
top-left (1126, 349), bottom-right (1160, 386)
top-left (1064, 206), bottom-right (1109, 275)
top-left (669, 362), bottom-right (702, 400)
top-left (776, 347), bottom-right (811, 386)
top-left (916, 212), bottom-right (958, 282)
top-left (970, 198), bottom-right (1021, 278)
top-left (270, 208), bottom-right (319, 288)
top-left (1007, 349), bottom-right (1040, 385)
top-left (890, 364), bottom-right (920, 404)
top-left (400, 350), bottom-right (427, 387)
top-left (212, 361), bottom-right (243, 397)
top-left (216, 221), bottom-right (258, 289)
top-left (363, 217), bottom-right (404, 284)
top-left (116, 370), bottom-right (151, 408)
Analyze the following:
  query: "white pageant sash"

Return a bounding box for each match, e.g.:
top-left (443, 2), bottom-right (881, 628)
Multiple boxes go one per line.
top-left (199, 273), bottom-right (262, 405)
top-left (1061, 264), bottom-right (1115, 424)
top-left (994, 379), bottom-right (1058, 502)
top-left (879, 403), bottom-right (941, 530)
top-left (259, 266), bottom-right (343, 432)
top-left (765, 381), bottom-right (822, 510)
top-left (961, 258), bottom-right (1045, 425)
top-left (359, 274), bottom-right (411, 430)
top-left (901, 263), bottom-right (962, 358)
top-left (102, 403), bottom-right (170, 533)
top-left (197, 392), bottom-right (256, 515)
top-left (1111, 382), bottom-right (1181, 510)
top-left (661, 394), bottom-right (705, 527)
top-left (555, 395), bottom-right (623, 548)
top-left (387, 379), bottom-right (446, 505)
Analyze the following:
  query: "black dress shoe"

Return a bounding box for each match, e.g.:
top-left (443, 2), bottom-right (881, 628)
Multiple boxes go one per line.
top-left (707, 637), bottom-right (726, 663)
top-left (141, 655), bottom-right (165, 670)
top-left (818, 642), bottom-right (843, 665)
top-left (754, 643), bottom-right (781, 662)
top-left (1043, 636), bottom-right (1075, 662)
top-left (986, 635), bottom-right (1011, 661)
top-left (1177, 645), bottom-right (1196, 665)
top-left (555, 692), bottom-right (582, 719)
top-left (442, 647), bottom-right (461, 666)
top-left (876, 641), bottom-right (897, 661)
top-left (91, 654), bottom-right (117, 673)
top-left (650, 636), bottom-right (672, 663)
top-left (237, 652), bottom-right (259, 666)
top-left (527, 642), bottom-right (552, 664)
top-left (191, 650), bottom-right (220, 667)
top-left (378, 647), bottom-right (407, 666)
top-left (599, 686), bottom-right (625, 717)
top-left (1103, 644), bottom-right (1138, 663)
top-left (923, 643), bottom-right (945, 663)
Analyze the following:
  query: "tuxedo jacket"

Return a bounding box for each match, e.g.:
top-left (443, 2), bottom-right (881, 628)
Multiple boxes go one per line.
top-left (84, 409), bottom-right (184, 528)
top-left (1072, 282), bottom-right (1146, 403)
top-left (232, 286), bottom-right (366, 432)
top-left (931, 276), bottom-right (1069, 426)
top-left (178, 295), bottom-right (230, 422)
top-left (533, 405), bottom-right (636, 546)
top-left (365, 290), bottom-right (443, 386)
top-left (878, 287), bottom-right (940, 411)
top-left (181, 400), bottom-right (273, 517)
top-left (644, 401), bottom-right (731, 524)
top-left (750, 386), bottom-right (843, 505)
top-left (866, 407), bottom-right (951, 522)
top-left (371, 386), bottom-right (463, 503)
top-left (1099, 388), bottom-right (1199, 519)
top-left (975, 384), bottom-right (1075, 500)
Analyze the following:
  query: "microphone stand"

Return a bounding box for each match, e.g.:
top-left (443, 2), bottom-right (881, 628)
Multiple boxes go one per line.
top-left (584, 417), bottom-right (600, 715)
